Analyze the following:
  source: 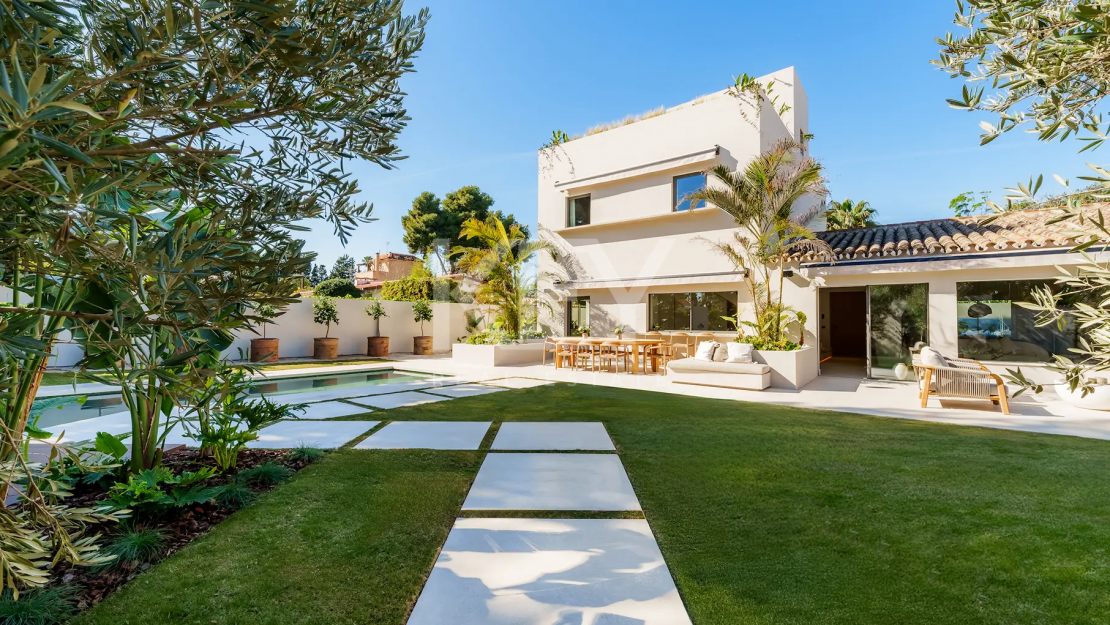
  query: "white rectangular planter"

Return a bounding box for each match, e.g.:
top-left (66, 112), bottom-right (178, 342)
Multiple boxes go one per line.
top-left (452, 342), bottom-right (546, 367)
top-left (753, 345), bottom-right (819, 390)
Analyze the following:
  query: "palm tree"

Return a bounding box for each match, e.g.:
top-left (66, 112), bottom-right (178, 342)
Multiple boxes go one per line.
top-left (683, 139), bottom-right (830, 343)
top-left (825, 198), bottom-right (878, 230)
top-left (451, 215), bottom-right (554, 339)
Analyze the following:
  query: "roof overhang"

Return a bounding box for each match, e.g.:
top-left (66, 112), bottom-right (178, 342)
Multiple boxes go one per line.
top-left (554, 146), bottom-right (719, 194)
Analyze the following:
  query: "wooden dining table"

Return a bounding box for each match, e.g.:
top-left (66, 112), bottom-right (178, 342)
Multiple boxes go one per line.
top-left (553, 337), bottom-right (665, 373)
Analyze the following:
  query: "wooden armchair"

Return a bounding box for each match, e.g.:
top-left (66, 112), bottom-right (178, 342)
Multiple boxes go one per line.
top-left (913, 358), bottom-right (1010, 415)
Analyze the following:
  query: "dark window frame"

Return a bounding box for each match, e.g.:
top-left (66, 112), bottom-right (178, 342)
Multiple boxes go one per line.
top-left (565, 194), bottom-right (591, 228)
top-left (567, 296), bottom-right (591, 335)
top-left (673, 173), bottom-right (707, 212)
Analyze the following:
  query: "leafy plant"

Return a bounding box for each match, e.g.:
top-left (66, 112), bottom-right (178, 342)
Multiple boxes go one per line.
top-left (412, 300), bottom-right (433, 336)
top-left (102, 524), bottom-right (165, 567)
top-left (365, 300), bottom-right (388, 337)
top-left (0, 586), bottom-right (77, 625)
top-left (613, 325), bottom-right (627, 337)
top-left (381, 262), bottom-right (459, 302)
top-left (825, 199), bottom-right (878, 230)
top-left (313, 298), bottom-right (340, 339)
top-left (192, 397), bottom-right (299, 471)
top-left (288, 446), bottom-right (326, 464)
top-left (105, 468), bottom-right (221, 515)
top-left (215, 479), bottom-right (256, 510)
top-left (450, 215), bottom-right (554, 339)
top-left (254, 304), bottom-right (280, 340)
top-left (238, 462), bottom-right (293, 487)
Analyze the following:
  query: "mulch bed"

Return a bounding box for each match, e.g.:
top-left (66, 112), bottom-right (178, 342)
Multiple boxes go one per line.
top-left (49, 447), bottom-right (320, 611)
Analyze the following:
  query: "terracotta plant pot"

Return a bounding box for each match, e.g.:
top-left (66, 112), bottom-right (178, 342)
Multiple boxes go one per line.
top-left (313, 337), bottom-right (339, 360)
top-left (368, 336), bottom-right (390, 357)
top-left (250, 338), bottom-right (280, 363)
top-left (413, 336), bottom-right (433, 355)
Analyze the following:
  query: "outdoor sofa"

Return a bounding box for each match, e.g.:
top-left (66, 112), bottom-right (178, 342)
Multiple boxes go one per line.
top-left (666, 357), bottom-right (771, 390)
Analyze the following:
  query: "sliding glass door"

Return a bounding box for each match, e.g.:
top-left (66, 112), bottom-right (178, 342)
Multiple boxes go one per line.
top-left (867, 284), bottom-right (928, 379)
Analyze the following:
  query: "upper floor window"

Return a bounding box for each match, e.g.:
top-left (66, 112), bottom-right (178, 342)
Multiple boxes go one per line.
top-left (673, 173), bottom-right (706, 212)
top-left (566, 194), bottom-right (591, 227)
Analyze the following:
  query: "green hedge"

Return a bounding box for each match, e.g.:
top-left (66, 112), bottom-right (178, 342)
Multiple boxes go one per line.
top-left (381, 275), bottom-right (459, 302)
top-left (313, 278), bottom-right (362, 299)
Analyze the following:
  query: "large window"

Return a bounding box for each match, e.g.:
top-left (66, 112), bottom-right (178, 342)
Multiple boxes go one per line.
top-left (673, 173), bottom-right (706, 212)
top-left (567, 296), bottom-right (590, 334)
top-left (566, 194), bottom-right (590, 227)
top-left (956, 280), bottom-right (1087, 362)
top-left (649, 292), bottom-right (737, 331)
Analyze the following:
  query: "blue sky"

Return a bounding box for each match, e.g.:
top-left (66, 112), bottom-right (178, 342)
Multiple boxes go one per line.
top-left (302, 0), bottom-right (1100, 270)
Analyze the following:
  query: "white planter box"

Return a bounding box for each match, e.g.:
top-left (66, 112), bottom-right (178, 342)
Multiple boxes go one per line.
top-left (753, 345), bottom-right (819, 390)
top-left (452, 342), bottom-right (546, 367)
top-left (1055, 382), bottom-right (1110, 411)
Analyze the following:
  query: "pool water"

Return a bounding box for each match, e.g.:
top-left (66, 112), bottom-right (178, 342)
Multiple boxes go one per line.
top-left (32, 369), bottom-right (435, 429)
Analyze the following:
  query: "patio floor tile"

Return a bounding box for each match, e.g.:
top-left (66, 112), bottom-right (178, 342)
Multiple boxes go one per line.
top-left (491, 422), bottom-right (614, 451)
top-left (407, 517), bottom-right (692, 625)
top-left (294, 401), bottom-right (373, 419)
top-left (354, 421), bottom-right (491, 450)
top-left (482, 377), bottom-right (555, 390)
top-left (421, 384), bottom-right (508, 399)
top-left (246, 420), bottom-right (378, 449)
top-left (463, 453), bottom-right (640, 511)
top-left (348, 391), bottom-right (452, 410)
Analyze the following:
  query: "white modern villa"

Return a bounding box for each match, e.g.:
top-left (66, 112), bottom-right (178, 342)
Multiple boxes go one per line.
top-left (537, 66), bottom-right (1107, 386)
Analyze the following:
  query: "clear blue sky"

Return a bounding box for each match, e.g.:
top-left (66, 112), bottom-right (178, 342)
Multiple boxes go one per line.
top-left (302, 0), bottom-right (1099, 270)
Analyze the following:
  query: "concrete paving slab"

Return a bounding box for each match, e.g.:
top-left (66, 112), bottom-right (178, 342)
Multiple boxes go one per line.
top-left (294, 401), bottom-right (373, 419)
top-left (348, 391), bottom-right (452, 410)
top-left (422, 384), bottom-right (508, 399)
top-left (491, 422), bottom-right (614, 451)
top-left (44, 413), bottom-right (131, 443)
top-left (354, 421), bottom-right (490, 450)
top-left (482, 377), bottom-right (556, 390)
top-left (463, 454), bottom-right (641, 511)
top-left (247, 420), bottom-right (378, 449)
top-left (407, 517), bottom-right (692, 625)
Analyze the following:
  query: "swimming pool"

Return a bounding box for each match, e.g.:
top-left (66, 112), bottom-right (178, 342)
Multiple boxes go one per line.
top-left (32, 369), bottom-right (438, 429)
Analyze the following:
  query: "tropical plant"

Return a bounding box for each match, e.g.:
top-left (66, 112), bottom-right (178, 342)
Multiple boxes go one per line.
top-left (192, 397), bottom-right (298, 471)
top-left (365, 300), bottom-right (388, 337)
top-left (685, 139), bottom-right (830, 346)
top-left (314, 278), bottom-right (361, 299)
top-left (105, 468), bottom-right (221, 515)
top-left (313, 298), bottom-right (340, 339)
top-left (451, 215), bottom-right (554, 340)
top-left (825, 199), bottom-right (878, 230)
top-left (0, 0), bottom-right (429, 475)
top-left (412, 300), bottom-right (433, 336)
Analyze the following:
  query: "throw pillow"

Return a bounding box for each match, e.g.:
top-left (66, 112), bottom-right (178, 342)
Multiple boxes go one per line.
top-left (694, 340), bottom-right (716, 361)
top-left (919, 346), bottom-right (949, 369)
top-left (711, 342), bottom-right (728, 362)
top-left (726, 342), bottom-right (754, 364)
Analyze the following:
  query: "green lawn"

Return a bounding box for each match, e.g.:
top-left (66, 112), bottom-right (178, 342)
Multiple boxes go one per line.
top-left (76, 383), bottom-right (1110, 624)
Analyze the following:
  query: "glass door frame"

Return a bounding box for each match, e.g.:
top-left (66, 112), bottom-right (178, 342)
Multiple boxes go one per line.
top-left (865, 283), bottom-right (930, 380)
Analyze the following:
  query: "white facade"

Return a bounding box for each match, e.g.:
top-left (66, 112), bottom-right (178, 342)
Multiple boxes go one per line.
top-left (537, 67), bottom-right (815, 337)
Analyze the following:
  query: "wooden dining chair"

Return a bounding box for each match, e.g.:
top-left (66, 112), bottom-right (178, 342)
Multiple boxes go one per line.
top-left (670, 332), bottom-right (690, 358)
top-left (574, 342), bottom-right (597, 371)
top-left (555, 341), bottom-right (575, 369)
top-left (542, 337), bottom-right (558, 365)
top-left (599, 341), bottom-right (628, 373)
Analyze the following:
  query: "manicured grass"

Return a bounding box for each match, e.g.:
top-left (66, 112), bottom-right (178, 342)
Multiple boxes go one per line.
top-left (76, 383), bottom-right (1110, 624)
top-left (74, 450), bottom-right (481, 625)
top-left (39, 371), bottom-right (95, 387)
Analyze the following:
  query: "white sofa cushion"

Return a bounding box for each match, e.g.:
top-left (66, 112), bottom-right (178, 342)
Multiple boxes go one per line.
top-left (667, 357), bottom-right (770, 376)
top-left (919, 346), bottom-right (949, 369)
top-left (725, 342), bottom-right (753, 364)
top-left (694, 341), bottom-right (716, 361)
top-left (711, 342), bottom-right (728, 362)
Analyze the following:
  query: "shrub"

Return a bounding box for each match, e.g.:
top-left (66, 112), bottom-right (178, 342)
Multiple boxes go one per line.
top-left (103, 525), bottom-right (166, 567)
top-left (238, 462), bottom-right (293, 486)
top-left (288, 446), bottom-right (325, 463)
top-left (314, 278), bottom-right (361, 299)
top-left (215, 478), bottom-right (256, 510)
top-left (0, 587), bottom-right (77, 625)
top-left (105, 468), bottom-right (222, 515)
top-left (380, 263), bottom-right (459, 302)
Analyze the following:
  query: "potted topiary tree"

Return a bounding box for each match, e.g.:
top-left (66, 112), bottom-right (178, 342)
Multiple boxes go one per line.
top-left (365, 299), bottom-right (389, 357)
top-left (312, 297), bottom-right (340, 359)
top-left (412, 299), bottom-right (433, 355)
top-left (250, 304), bottom-right (281, 362)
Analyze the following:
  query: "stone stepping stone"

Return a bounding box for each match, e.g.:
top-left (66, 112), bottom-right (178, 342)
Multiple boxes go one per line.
top-left (246, 420), bottom-right (378, 449)
top-left (421, 384), bottom-right (508, 399)
top-left (354, 421), bottom-right (490, 450)
top-left (463, 453), bottom-right (641, 511)
top-left (482, 377), bottom-right (554, 390)
top-left (294, 401), bottom-right (373, 419)
top-left (491, 422), bottom-right (614, 451)
top-left (349, 391), bottom-right (451, 410)
top-left (407, 517), bottom-right (692, 625)
top-left (44, 413), bottom-right (131, 443)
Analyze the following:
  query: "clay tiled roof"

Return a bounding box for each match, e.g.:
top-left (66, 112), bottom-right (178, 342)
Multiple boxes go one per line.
top-left (382, 252), bottom-right (419, 262)
top-left (787, 205), bottom-right (1108, 263)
